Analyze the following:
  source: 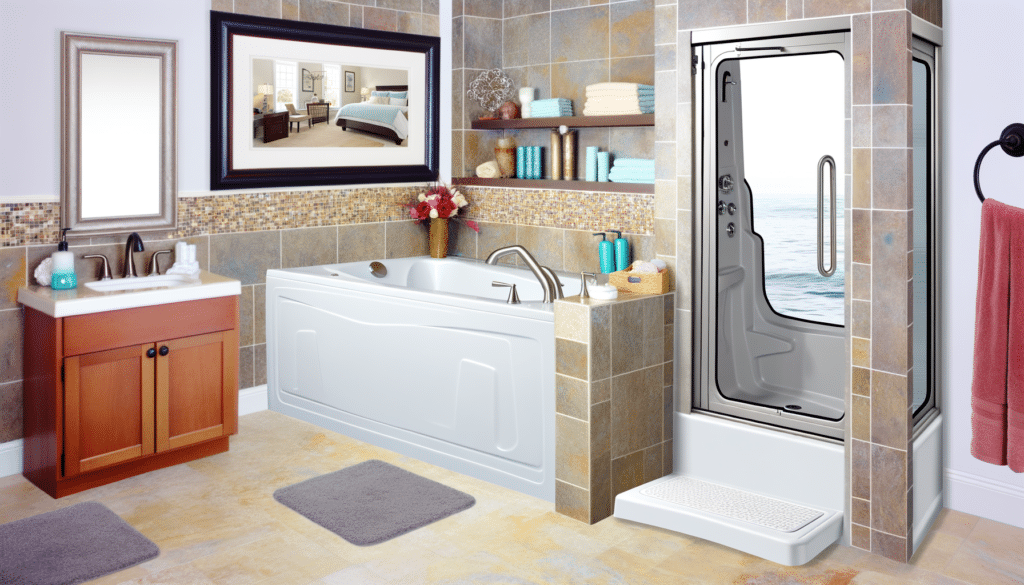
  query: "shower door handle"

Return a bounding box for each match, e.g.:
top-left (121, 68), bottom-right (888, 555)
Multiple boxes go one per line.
top-left (817, 155), bottom-right (837, 277)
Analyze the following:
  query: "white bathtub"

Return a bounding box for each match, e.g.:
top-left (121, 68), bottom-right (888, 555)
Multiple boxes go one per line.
top-left (266, 256), bottom-right (580, 502)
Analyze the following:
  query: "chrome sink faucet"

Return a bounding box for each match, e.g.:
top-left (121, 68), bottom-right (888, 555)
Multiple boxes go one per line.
top-left (484, 245), bottom-right (556, 303)
top-left (123, 232), bottom-right (145, 278)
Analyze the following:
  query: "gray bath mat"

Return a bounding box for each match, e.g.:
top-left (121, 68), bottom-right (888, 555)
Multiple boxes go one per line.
top-left (274, 459), bottom-right (475, 546)
top-left (0, 501), bottom-right (159, 585)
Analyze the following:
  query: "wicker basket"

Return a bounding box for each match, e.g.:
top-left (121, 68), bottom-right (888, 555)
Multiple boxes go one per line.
top-left (608, 266), bottom-right (669, 295)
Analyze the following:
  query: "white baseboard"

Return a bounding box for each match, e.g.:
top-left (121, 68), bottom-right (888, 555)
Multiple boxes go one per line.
top-left (946, 469), bottom-right (1024, 530)
top-left (0, 386), bottom-right (270, 479)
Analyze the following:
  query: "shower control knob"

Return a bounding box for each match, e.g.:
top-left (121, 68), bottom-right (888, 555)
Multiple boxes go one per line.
top-left (727, 203), bottom-right (736, 215)
top-left (718, 174), bottom-right (734, 192)
top-left (717, 201), bottom-right (726, 215)
top-left (726, 223), bottom-right (736, 237)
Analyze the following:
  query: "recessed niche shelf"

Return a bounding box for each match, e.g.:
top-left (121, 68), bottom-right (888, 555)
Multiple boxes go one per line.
top-left (452, 177), bottom-right (654, 194)
top-left (469, 114), bottom-right (654, 130)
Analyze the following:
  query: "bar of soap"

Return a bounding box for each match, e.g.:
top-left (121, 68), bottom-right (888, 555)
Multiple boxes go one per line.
top-left (589, 284), bottom-right (618, 300)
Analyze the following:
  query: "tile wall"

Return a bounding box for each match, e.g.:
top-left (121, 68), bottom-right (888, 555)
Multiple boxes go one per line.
top-left (554, 292), bottom-right (674, 523)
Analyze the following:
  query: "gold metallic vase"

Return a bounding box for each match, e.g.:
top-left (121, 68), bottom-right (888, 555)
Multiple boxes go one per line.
top-left (429, 218), bottom-right (449, 258)
top-left (562, 130), bottom-right (577, 180)
top-left (550, 130), bottom-right (563, 180)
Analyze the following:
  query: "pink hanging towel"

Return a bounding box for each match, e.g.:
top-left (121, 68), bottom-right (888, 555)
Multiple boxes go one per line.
top-left (971, 198), bottom-right (1024, 472)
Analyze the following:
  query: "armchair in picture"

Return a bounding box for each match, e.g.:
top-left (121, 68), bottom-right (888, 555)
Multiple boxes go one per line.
top-left (285, 103), bottom-right (312, 133)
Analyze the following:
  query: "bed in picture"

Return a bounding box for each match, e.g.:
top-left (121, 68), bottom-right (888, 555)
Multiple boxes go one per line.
top-left (334, 84), bottom-right (409, 145)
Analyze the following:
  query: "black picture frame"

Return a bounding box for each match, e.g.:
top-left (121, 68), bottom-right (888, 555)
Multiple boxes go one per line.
top-left (301, 68), bottom-right (314, 92)
top-left (210, 10), bottom-right (440, 190)
top-left (345, 70), bottom-right (355, 92)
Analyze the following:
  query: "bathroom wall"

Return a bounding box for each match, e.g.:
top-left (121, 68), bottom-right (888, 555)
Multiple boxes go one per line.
top-left (669, 0), bottom-right (936, 563)
top-left (0, 0), bottom-right (442, 449)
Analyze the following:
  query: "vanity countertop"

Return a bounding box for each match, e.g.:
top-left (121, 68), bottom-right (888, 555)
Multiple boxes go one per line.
top-left (18, 270), bottom-right (241, 318)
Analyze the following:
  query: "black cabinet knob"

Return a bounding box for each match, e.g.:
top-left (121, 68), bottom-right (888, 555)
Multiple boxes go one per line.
top-left (159, 346), bottom-right (169, 356)
top-left (146, 348), bottom-right (156, 358)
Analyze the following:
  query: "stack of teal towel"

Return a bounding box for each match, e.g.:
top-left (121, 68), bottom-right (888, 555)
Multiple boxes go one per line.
top-left (530, 98), bottom-right (573, 118)
top-left (608, 158), bottom-right (655, 184)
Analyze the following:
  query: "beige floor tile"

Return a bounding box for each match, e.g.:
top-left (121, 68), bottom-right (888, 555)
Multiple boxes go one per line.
top-left (929, 508), bottom-right (981, 539)
top-left (941, 518), bottom-right (1024, 585)
top-left (910, 530), bottom-right (963, 573)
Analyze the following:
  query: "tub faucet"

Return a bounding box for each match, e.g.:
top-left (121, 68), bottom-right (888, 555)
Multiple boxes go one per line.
top-left (484, 245), bottom-right (556, 303)
top-left (122, 232), bottom-right (145, 278)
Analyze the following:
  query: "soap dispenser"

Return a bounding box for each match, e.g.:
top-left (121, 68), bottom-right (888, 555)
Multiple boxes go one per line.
top-left (593, 233), bottom-right (614, 274)
top-left (51, 228), bottom-right (77, 290)
top-left (609, 230), bottom-right (630, 272)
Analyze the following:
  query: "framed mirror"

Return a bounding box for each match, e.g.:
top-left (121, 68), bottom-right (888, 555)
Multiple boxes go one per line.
top-left (62, 32), bottom-right (177, 236)
top-left (210, 11), bottom-right (440, 190)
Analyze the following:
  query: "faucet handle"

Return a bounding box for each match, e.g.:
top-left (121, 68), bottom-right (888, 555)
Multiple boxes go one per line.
top-left (491, 281), bottom-right (521, 304)
top-left (148, 250), bottom-right (171, 275)
top-left (580, 272), bottom-right (597, 299)
top-left (83, 254), bottom-right (112, 280)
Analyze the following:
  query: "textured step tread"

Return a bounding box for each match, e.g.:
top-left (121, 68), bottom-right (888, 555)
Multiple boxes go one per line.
top-left (638, 476), bottom-right (824, 533)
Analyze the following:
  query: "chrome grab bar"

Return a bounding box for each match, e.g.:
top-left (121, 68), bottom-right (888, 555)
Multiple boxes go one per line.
top-left (817, 155), bottom-right (837, 277)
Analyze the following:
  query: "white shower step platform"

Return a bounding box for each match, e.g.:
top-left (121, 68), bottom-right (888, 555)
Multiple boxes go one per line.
top-left (615, 473), bottom-right (843, 566)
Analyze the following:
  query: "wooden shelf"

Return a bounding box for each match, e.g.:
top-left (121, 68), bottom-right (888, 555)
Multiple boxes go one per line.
top-left (470, 114), bottom-right (653, 130)
top-left (452, 177), bottom-right (654, 194)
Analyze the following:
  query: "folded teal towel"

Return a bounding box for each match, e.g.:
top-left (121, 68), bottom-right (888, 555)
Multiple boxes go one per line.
top-left (609, 177), bottom-right (655, 184)
top-left (532, 98), bottom-right (571, 106)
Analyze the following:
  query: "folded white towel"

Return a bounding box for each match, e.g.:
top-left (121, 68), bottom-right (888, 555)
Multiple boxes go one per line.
top-left (585, 96), bottom-right (652, 106)
top-left (586, 87), bottom-right (654, 96)
top-left (583, 107), bottom-right (651, 116)
top-left (476, 160), bottom-right (499, 178)
top-left (587, 82), bottom-right (654, 92)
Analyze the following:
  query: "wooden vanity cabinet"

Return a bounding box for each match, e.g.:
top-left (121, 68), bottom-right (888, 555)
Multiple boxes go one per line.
top-left (23, 296), bottom-right (239, 498)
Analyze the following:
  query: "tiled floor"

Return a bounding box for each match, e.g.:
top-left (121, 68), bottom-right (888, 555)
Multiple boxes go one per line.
top-left (1, 410), bottom-right (1021, 585)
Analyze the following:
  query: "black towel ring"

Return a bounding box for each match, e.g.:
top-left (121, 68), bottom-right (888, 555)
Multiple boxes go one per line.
top-left (974, 123), bottom-right (1024, 202)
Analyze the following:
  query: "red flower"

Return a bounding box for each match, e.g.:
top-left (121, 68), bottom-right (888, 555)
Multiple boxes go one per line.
top-left (414, 201), bottom-right (432, 219)
top-left (436, 199), bottom-right (457, 218)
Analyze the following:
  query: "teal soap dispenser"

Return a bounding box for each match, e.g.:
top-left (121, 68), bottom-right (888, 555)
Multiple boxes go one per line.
top-left (609, 229), bottom-right (630, 272)
top-left (51, 228), bottom-right (77, 290)
top-left (593, 233), bottom-right (614, 274)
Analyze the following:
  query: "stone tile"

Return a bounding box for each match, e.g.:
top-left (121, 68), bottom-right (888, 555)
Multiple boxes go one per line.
top-left (853, 395), bottom-right (870, 442)
top-left (929, 508), bottom-right (979, 539)
top-left (211, 0), bottom-right (232, 11)
top-left (423, 0), bottom-right (440, 15)
top-left (611, 450), bottom-right (645, 497)
top-left (610, 56), bottom-right (655, 88)
top-left (557, 374), bottom-right (590, 420)
top-left (235, 0), bottom-right (281, 18)
top-left (210, 231), bottom-right (281, 285)
top-left (465, 0), bottom-right (502, 18)
top-left (254, 343), bottom-right (267, 386)
top-left (0, 309), bottom-right (23, 384)
top-left (612, 299), bottom-right (643, 375)
top-left (663, 323), bottom-right (674, 364)
top-left (0, 380), bottom-right (23, 443)
top-left (655, 6), bottom-right (676, 48)
top-left (552, 60), bottom-right (610, 117)
top-left (662, 439), bottom-right (673, 474)
top-left (872, 370), bottom-right (910, 450)
top-left (384, 220), bottom-right (429, 259)
top-left (239, 285), bottom-right (255, 347)
top-left (592, 399), bottom-right (611, 459)
top-left (655, 218), bottom-right (675, 258)
top-left (643, 297), bottom-right (665, 368)
top-left (873, 10), bottom-right (911, 105)
top-left (873, 149), bottom-right (912, 210)
top-left (851, 522), bottom-right (871, 551)
top-left (611, 366), bottom-right (663, 458)
top-left (853, 148), bottom-right (872, 209)
top-left (804, 0), bottom-right (870, 17)
top-left (872, 211), bottom-right (909, 375)
top-left (643, 443), bottom-right (661, 484)
top-left (853, 262), bottom-right (871, 300)
top-left (749, 0), bottom-right (785, 23)
top-left (611, 0), bottom-right (654, 59)
top-left (852, 209), bottom-right (871, 264)
top-left (464, 18), bottom-right (503, 70)
top-left (0, 247), bottom-right (26, 310)
top-left (852, 439), bottom-right (870, 500)
top-left (397, 11), bottom-right (422, 34)
top-left (853, 337), bottom-right (870, 368)
top-left (655, 180), bottom-right (677, 221)
top-left (557, 338), bottom-right (589, 380)
top-left (592, 378), bottom-right (610, 404)
top-left (350, 5), bottom-right (364, 27)
top-left (852, 497), bottom-right (870, 527)
top-left (282, 226), bottom-right (337, 269)
top-left (871, 444), bottom-right (907, 536)
top-left (564, 229), bottom-right (603, 276)
top-left (911, 0), bottom-right (942, 28)
top-left (609, 126), bottom-right (656, 161)
top-left (517, 225), bottom-right (564, 271)
top-left (853, 299), bottom-right (871, 339)
top-left (555, 479), bottom-right (590, 523)
top-left (525, 13), bottom-right (551, 67)
top-left (944, 518), bottom-right (1024, 585)
top-left (853, 106), bottom-right (871, 148)
top-left (299, 0), bottom-right (349, 26)
top-left (464, 129), bottom-right (503, 172)
top-left (551, 5), bottom-right (609, 63)
top-left (872, 530), bottom-right (909, 563)
top-left (239, 345), bottom-right (254, 391)
top-left (452, 17), bottom-right (465, 71)
top-left (555, 300), bottom-right (589, 343)
top-left (678, 0), bottom-right (745, 29)
top-left (590, 449), bottom-right (612, 523)
top-left (853, 366), bottom-right (871, 397)
top-left (874, 105), bottom-right (911, 148)
top-left (678, 174), bottom-right (693, 211)
top-left (422, 13), bottom-right (440, 36)
top-left (378, 0), bottom-right (419, 11)
top-left (556, 413), bottom-right (590, 487)
top-left (476, 222), bottom-right (517, 263)
top-left (590, 303), bottom-right (612, 381)
top-left (787, 0), bottom-right (802, 19)
top-left (853, 15), bottom-right (872, 106)
top-left (502, 16), bottom-right (530, 69)
top-left (364, 7), bottom-right (399, 32)
top-left (337, 223), bottom-right (385, 263)
top-left (254, 284), bottom-right (266, 344)
top-left (506, 0), bottom-right (550, 18)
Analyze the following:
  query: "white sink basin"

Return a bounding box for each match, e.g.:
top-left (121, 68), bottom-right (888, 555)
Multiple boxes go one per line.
top-left (84, 274), bottom-right (201, 292)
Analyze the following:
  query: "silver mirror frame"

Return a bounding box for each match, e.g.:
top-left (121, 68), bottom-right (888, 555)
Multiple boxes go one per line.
top-left (61, 32), bottom-right (177, 237)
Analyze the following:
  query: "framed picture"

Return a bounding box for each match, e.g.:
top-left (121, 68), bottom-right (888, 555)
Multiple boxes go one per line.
top-left (210, 11), bottom-right (440, 190)
top-left (345, 70), bottom-right (355, 92)
top-left (301, 68), bottom-right (314, 92)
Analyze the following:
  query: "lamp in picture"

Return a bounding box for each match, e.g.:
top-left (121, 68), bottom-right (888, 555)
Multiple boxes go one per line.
top-left (257, 84), bottom-right (274, 112)
top-left (361, 87), bottom-right (370, 102)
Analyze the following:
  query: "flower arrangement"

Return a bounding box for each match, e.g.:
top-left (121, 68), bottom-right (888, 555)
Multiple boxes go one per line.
top-left (408, 184), bottom-right (480, 232)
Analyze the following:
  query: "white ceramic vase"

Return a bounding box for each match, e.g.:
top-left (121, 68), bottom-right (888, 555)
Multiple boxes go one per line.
top-left (519, 87), bottom-right (536, 119)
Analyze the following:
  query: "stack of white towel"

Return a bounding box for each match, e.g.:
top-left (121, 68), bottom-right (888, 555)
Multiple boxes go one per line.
top-left (608, 158), bottom-right (655, 184)
top-left (583, 83), bottom-right (654, 116)
top-left (530, 98), bottom-right (573, 118)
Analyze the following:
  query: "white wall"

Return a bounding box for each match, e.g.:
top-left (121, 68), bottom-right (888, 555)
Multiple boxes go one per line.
top-left (0, 0), bottom-right (452, 198)
top-left (943, 0), bottom-right (1024, 528)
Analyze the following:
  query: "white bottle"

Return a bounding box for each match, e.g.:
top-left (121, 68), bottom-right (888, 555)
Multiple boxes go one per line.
top-left (50, 228), bottom-right (77, 290)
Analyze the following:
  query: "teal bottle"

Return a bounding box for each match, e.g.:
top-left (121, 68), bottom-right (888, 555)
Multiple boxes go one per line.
top-left (593, 233), bottom-right (614, 274)
top-left (51, 228), bottom-right (77, 290)
top-left (610, 230), bottom-right (630, 271)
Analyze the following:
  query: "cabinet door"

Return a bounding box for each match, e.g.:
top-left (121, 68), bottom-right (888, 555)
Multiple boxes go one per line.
top-left (63, 343), bottom-right (156, 477)
top-left (155, 330), bottom-right (238, 452)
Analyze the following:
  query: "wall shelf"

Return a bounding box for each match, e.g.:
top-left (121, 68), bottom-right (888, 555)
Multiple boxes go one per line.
top-left (470, 114), bottom-right (654, 130)
top-left (452, 177), bottom-right (654, 194)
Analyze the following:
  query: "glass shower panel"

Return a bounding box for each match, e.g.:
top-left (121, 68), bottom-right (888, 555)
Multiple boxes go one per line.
top-left (739, 54), bottom-right (845, 326)
top-left (912, 58), bottom-right (931, 414)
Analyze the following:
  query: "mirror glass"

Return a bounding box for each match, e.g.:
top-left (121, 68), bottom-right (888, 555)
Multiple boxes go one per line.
top-left (63, 33), bottom-right (176, 236)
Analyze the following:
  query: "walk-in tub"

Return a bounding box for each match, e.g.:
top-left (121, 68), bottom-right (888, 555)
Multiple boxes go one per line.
top-left (266, 257), bottom-right (581, 502)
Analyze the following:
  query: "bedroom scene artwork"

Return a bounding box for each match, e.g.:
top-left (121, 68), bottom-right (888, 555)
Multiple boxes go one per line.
top-left (211, 10), bottom-right (439, 190)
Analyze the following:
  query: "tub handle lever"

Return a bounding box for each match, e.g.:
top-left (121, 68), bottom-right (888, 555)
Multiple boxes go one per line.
top-left (492, 281), bottom-right (521, 304)
top-left (580, 272), bottom-right (597, 299)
